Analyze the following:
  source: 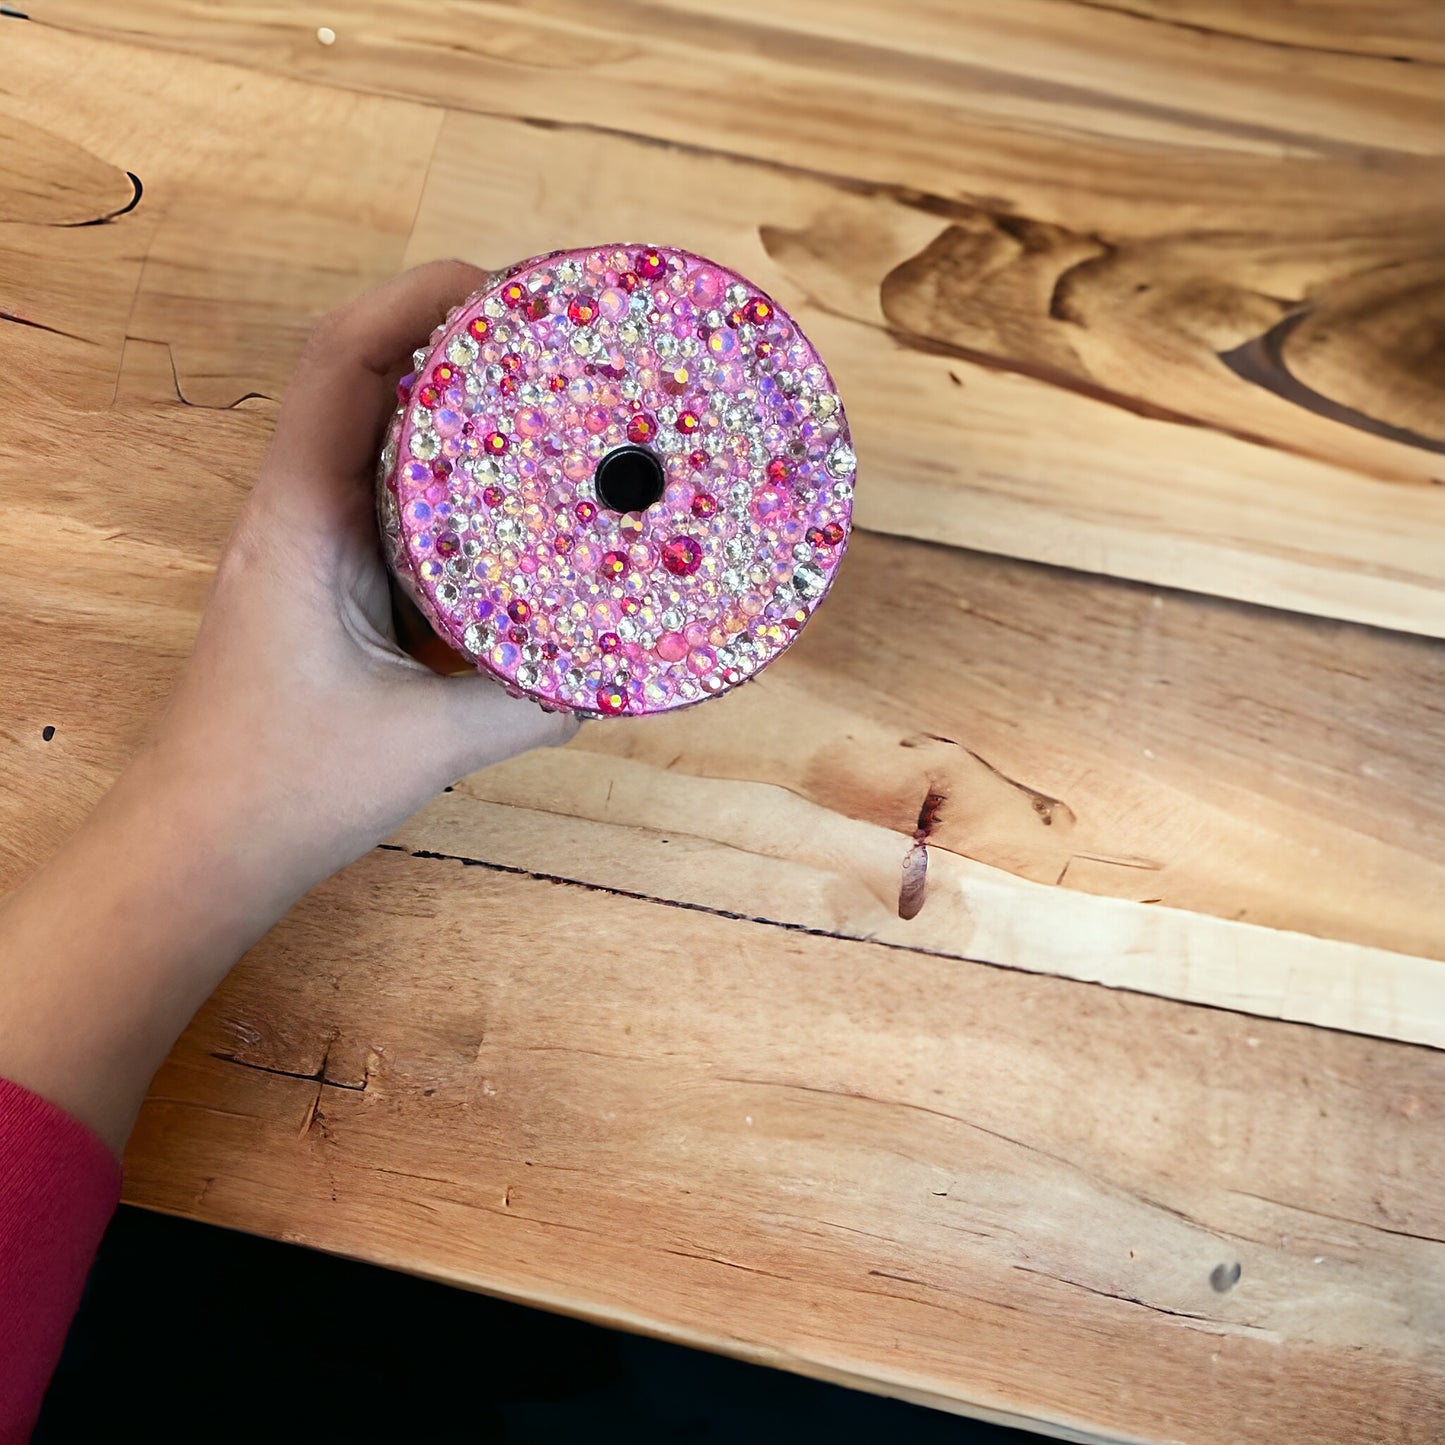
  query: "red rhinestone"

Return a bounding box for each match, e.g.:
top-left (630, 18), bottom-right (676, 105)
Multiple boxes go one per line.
top-left (416, 384), bottom-right (441, 408)
top-left (528, 296), bottom-right (548, 320)
top-left (596, 686), bottom-right (628, 715)
top-left (396, 371), bottom-right (416, 401)
top-left (433, 363), bottom-right (457, 385)
top-left (745, 297), bottom-right (773, 324)
top-left (554, 533), bottom-right (574, 554)
top-left (620, 597), bottom-right (641, 616)
top-left (618, 270), bottom-right (640, 292)
top-left (575, 500), bottom-right (598, 523)
top-left (508, 600), bottom-right (532, 623)
top-left (765, 457), bottom-right (793, 484)
top-left (675, 411), bottom-right (699, 434)
top-left (468, 317), bottom-right (490, 341)
top-left (508, 626), bottom-right (528, 645)
top-left (726, 308), bottom-right (744, 328)
top-left (661, 535), bottom-right (703, 577)
top-left (636, 250), bottom-right (666, 279)
top-left (688, 449), bottom-right (707, 470)
top-left (600, 549), bottom-right (629, 578)
top-left (549, 374), bottom-right (567, 392)
top-left (568, 296), bottom-right (598, 325)
top-left (501, 281), bottom-right (527, 309)
top-left (822, 521), bottom-right (846, 546)
top-left (501, 353), bottom-right (522, 373)
top-left (806, 526), bottom-right (826, 546)
top-left (599, 632), bottom-right (621, 654)
top-left (541, 641), bottom-right (560, 659)
top-left (482, 485), bottom-right (504, 507)
top-left (691, 493), bottom-right (718, 519)
top-left (485, 431), bottom-right (509, 454)
top-left (755, 339), bottom-right (773, 359)
top-left (627, 413), bottom-right (656, 444)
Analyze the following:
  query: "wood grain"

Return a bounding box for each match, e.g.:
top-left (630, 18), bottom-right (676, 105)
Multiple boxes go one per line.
top-left (3, 12), bottom-right (1445, 1443)
top-left (21, 8), bottom-right (1445, 632)
top-left (122, 854), bottom-right (1445, 1445)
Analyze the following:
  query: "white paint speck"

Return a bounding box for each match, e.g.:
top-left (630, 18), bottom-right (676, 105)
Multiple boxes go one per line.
top-left (745, 1115), bottom-right (753, 1126)
top-left (316, 25), bottom-right (336, 45)
top-left (1143, 748), bottom-right (1155, 759)
top-left (1313, 1255), bottom-right (1325, 1264)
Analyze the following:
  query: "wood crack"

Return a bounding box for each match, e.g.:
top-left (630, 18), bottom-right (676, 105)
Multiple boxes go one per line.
top-left (1058, 0), bottom-right (1436, 67)
top-left (208, 1042), bottom-right (368, 1093)
top-left (1227, 1188), bottom-right (1445, 1246)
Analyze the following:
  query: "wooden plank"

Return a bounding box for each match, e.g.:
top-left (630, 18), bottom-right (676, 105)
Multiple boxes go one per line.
top-left (13, 19), bottom-right (1444, 631)
top-left (121, 854), bottom-right (1445, 1445)
top-left (0, 25), bottom-right (442, 411)
top-left (5, 362), bottom-right (1444, 1043)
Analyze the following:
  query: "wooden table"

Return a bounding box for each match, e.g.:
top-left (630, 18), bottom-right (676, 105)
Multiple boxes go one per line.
top-left (4, 4), bottom-right (1444, 1440)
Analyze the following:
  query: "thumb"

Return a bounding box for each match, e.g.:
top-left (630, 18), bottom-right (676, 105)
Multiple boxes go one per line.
top-left (424, 669), bottom-right (582, 779)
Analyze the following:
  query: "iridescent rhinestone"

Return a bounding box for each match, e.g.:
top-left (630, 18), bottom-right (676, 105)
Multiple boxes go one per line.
top-left (827, 442), bottom-right (857, 476)
top-left (409, 430), bottom-right (440, 460)
top-left (495, 518), bottom-right (523, 545)
top-left (516, 662), bottom-right (541, 689)
top-left (555, 259), bottom-right (582, 285)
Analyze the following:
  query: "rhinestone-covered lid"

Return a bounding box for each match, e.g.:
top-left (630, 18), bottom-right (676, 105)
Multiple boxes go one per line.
top-left (377, 244), bottom-right (855, 716)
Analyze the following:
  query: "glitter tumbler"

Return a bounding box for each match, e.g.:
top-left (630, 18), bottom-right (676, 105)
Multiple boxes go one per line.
top-left (376, 245), bottom-right (855, 717)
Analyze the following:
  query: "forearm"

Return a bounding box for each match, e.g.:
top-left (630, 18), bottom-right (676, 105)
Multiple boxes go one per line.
top-left (0, 745), bottom-right (295, 1155)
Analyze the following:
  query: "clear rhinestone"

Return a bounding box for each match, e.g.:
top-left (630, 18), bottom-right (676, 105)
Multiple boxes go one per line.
top-left (446, 334), bottom-right (479, 366)
top-left (409, 430), bottom-right (440, 460)
top-left (827, 442), bottom-right (857, 476)
top-left (793, 561), bottom-right (826, 598)
top-left (516, 663), bottom-right (541, 689)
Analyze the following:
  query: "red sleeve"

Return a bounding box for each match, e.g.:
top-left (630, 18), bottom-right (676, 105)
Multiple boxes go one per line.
top-left (0, 1078), bottom-right (121, 1444)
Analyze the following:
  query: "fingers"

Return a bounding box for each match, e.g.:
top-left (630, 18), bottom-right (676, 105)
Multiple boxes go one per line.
top-left (260, 259), bottom-right (488, 524)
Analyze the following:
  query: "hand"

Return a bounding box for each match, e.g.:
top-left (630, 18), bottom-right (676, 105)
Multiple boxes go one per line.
top-left (0, 261), bottom-right (577, 1151)
top-left (153, 258), bottom-right (577, 902)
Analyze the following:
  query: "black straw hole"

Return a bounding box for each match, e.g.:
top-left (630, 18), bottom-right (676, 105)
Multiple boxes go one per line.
top-left (595, 445), bottom-right (664, 514)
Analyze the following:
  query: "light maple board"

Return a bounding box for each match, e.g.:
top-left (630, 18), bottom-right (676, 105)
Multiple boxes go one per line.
top-left (29, 0), bottom-right (1445, 635)
top-left (3, 11), bottom-right (1445, 1445)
